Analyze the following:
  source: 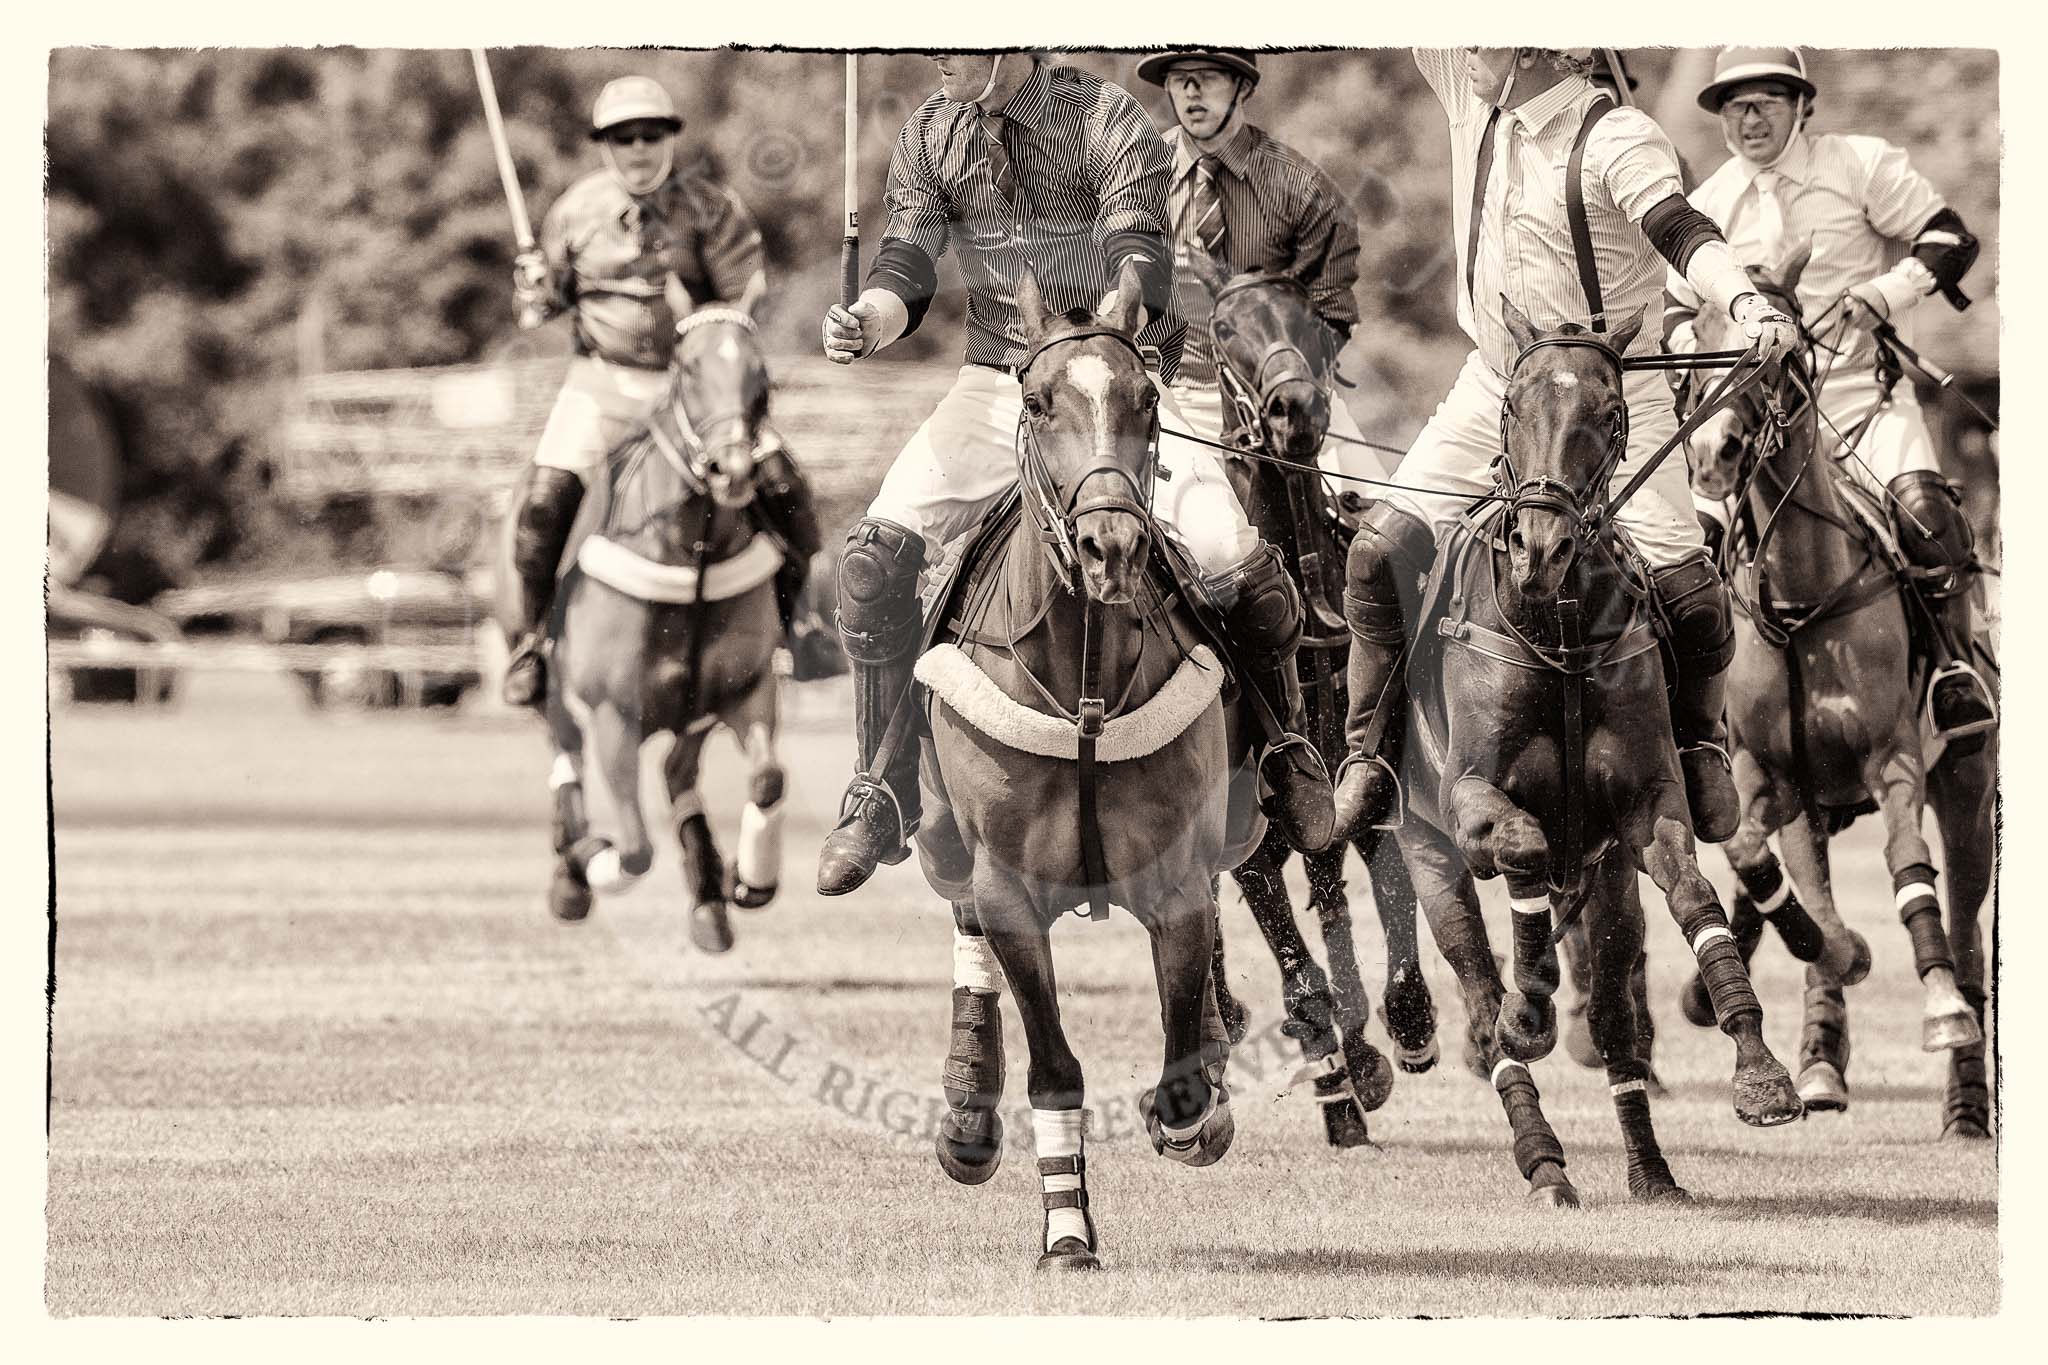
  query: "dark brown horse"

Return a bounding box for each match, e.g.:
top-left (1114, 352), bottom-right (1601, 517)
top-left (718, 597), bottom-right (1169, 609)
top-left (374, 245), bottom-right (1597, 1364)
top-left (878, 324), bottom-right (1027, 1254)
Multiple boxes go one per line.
top-left (1385, 300), bottom-right (1803, 1207)
top-left (1678, 252), bottom-right (1995, 1137)
top-left (538, 304), bottom-right (796, 955)
top-left (1187, 259), bottom-right (1439, 1147)
top-left (915, 264), bottom-right (1243, 1272)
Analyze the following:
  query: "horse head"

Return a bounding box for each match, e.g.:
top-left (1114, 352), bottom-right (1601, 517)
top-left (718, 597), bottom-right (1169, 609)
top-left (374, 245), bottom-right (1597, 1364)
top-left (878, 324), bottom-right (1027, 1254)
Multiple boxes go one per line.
top-left (1499, 295), bottom-right (1643, 602)
top-left (1682, 245), bottom-right (1811, 501)
top-left (1190, 257), bottom-right (1333, 462)
top-left (665, 275), bottom-right (771, 511)
top-left (1015, 258), bottom-right (1161, 609)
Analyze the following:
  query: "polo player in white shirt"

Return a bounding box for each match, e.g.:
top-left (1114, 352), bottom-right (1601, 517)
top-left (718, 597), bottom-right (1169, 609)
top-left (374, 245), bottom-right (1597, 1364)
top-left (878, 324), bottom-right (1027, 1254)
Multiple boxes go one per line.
top-left (1329, 47), bottom-right (1799, 845)
top-left (1666, 46), bottom-right (1994, 744)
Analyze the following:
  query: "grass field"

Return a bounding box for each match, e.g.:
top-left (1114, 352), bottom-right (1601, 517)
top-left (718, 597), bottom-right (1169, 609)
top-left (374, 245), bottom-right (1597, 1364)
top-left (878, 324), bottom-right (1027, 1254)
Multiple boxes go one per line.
top-left (47, 671), bottom-right (1999, 1317)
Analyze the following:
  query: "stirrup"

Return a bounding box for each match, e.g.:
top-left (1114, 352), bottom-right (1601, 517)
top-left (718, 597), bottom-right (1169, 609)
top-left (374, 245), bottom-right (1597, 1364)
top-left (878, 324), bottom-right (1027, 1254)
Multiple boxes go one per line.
top-left (831, 772), bottom-right (917, 850)
top-left (1680, 739), bottom-right (1735, 776)
top-left (1264, 734), bottom-right (1333, 785)
top-left (1334, 751), bottom-right (1404, 832)
top-left (1927, 660), bottom-right (1998, 742)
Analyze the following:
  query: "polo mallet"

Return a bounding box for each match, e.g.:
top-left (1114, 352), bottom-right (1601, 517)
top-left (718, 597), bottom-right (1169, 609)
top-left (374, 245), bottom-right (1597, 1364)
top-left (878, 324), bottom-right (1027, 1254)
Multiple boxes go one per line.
top-left (842, 54), bottom-right (860, 308)
top-left (472, 48), bottom-right (535, 253)
top-left (1599, 49), bottom-right (1634, 106)
top-left (1867, 317), bottom-right (1998, 430)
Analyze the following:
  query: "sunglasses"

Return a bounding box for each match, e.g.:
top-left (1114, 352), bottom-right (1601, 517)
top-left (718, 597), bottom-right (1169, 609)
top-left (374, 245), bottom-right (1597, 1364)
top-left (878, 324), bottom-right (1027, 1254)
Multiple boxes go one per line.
top-left (605, 126), bottom-right (674, 147)
top-left (1722, 95), bottom-right (1795, 120)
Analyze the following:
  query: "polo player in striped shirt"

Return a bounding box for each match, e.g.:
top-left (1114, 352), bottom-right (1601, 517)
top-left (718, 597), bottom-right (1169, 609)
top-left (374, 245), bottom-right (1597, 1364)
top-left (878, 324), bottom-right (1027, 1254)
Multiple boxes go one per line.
top-left (1329, 47), bottom-right (1801, 844)
top-left (816, 50), bottom-right (1336, 897)
top-left (1135, 47), bottom-right (1395, 489)
top-left (1667, 46), bottom-right (1994, 744)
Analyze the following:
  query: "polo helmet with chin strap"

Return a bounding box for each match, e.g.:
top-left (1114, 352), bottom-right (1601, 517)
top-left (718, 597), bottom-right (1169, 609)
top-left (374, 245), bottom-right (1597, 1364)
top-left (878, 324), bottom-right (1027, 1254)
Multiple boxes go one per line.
top-left (589, 76), bottom-right (684, 195)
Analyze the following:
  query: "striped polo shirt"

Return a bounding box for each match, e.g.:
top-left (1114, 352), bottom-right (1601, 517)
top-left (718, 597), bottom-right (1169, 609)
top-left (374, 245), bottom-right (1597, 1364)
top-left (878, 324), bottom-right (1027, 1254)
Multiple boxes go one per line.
top-left (1166, 122), bottom-right (1361, 383)
top-left (1673, 132), bottom-right (1949, 373)
top-left (1416, 48), bottom-right (1690, 374)
top-left (865, 61), bottom-right (1186, 379)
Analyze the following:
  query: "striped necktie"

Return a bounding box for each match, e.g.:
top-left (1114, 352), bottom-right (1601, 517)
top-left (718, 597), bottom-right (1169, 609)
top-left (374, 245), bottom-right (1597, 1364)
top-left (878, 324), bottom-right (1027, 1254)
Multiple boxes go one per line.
top-left (1753, 169), bottom-right (1785, 270)
top-left (981, 111), bottom-right (1015, 204)
top-left (1466, 107), bottom-right (1503, 307)
top-left (1190, 155), bottom-right (1227, 261)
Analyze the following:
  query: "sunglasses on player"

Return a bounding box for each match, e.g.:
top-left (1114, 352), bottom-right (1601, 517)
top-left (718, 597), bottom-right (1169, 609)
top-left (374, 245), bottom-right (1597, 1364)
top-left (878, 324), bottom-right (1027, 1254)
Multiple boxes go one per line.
top-left (604, 125), bottom-right (675, 147)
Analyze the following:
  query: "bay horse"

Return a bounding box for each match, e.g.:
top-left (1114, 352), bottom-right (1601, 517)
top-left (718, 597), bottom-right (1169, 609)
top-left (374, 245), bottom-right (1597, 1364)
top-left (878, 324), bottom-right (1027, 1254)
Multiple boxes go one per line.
top-left (1384, 299), bottom-right (1803, 1207)
top-left (913, 264), bottom-right (1242, 1272)
top-left (1677, 250), bottom-right (1994, 1137)
top-left (538, 303), bottom-right (798, 955)
top-left (1188, 258), bottom-right (1440, 1147)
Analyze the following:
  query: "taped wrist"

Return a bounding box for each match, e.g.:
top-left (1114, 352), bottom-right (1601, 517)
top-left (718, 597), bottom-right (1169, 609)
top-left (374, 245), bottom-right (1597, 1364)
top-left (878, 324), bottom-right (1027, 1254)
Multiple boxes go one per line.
top-left (866, 239), bottom-right (939, 337)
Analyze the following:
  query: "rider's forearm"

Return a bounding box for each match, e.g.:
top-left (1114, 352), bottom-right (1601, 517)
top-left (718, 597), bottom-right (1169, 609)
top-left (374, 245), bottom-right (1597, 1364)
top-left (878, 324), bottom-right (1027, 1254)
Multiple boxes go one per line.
top-left (1681, 239), bottom-right (1760, 324)
top-left (856, 288), bottom-right (911, 356)
top-left (867, 238), bottom-right (939, 339)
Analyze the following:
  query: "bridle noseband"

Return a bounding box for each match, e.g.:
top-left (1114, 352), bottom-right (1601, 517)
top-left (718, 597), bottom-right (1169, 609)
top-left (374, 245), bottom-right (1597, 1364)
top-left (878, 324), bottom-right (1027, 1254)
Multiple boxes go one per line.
top-left (1210, 274), bottom-right (1328, 451)
top-left (652, 307), bottom-right (765, 488)
top-left (1499, 334), bottom-right (1630, 539)
top-left (1015, 324), bottom-right (1163, 587)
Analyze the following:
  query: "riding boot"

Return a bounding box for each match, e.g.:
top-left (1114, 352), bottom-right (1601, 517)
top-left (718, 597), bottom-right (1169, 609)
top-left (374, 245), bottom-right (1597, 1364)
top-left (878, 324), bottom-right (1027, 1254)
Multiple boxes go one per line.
top-left (1205, 543), bottom-right (1335, 854)
top-left (817, 518), bottom-right (926, 896)
top-left (1888, 471), bottom-right (1996, 747)
top-left (751, 447), bottom-right (846, 681)
top-left (1330, 501), bottom-right (1434, 842)
top-left (1652, 555), bottom-right (1740, 844)
top-left (502, 465), bottom-right (587, 709)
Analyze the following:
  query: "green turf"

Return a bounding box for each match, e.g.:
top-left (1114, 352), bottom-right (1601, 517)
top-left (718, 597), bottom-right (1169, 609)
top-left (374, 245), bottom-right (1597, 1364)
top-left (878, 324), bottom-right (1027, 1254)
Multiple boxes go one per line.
top-left (48, 674), bottom-right (1998, 1316)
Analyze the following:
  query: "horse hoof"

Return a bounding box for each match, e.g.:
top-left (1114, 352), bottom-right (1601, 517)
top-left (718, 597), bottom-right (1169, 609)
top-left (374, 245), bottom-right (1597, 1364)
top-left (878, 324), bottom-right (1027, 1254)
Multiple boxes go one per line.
top-left (1036, 1239), bottom-right (1102, 1273)
top-left (1343, 1025), bottom-right (1395, 1112)
top-left (1219, 991), bottom-right (1250, 1047)
top-left (1734, 1060), bottom-right (1805, 1127)
top-left (1797, 1061), bottom-right (1850, 1112)
top-left (1941, 1116), bottom-right (1991, 1141)
top-left (1320, 1098), bottom-right (1375, 1149)
top-left (1142, 1087), bottom-right (1235, 1167)
top-left (1563, 1011), bottom-right (1602, 1070)
top-left (689, 901), bottom-right (734, 954)
top-left (1634, 1183), bottom-right (1695, 1205)
top-left (1645, 1069), bottom-right (1670, 1099)
top-left (549, 863), bottom-right (593, 923)
top-left (1830, 931), bottom-right (1874, 988)
top-left (1923, 1009), bottom-right (1984, 1053)
top-left (731, 879), bottom-right (777, 911)
top-left (1381, 969), bottom-right (1438, 1063)
top-left (935, 1110), bottom-right (1004, 1185)
top-left (1527, 1181), bottom-right (1581, 1210)
top-left (1496, 993), bottom-right (1556, 1064)
top-left (1394, 1036), bottom-right (1440, 1074)
top-left (1678, 973), bottom-right (1717, 1029)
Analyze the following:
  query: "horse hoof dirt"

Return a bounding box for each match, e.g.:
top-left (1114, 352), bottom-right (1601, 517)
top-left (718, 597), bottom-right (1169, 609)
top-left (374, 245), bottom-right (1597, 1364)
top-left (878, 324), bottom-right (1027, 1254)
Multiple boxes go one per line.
top-left (1797, 1061), bottom-right (1849, 1112)
top-left (689, 901), bottom-right (734, 954)
top-left (1496, 992), bottom-right (1556, 1064)
top-left (1734, 1061), bottom-right (1805, 1126)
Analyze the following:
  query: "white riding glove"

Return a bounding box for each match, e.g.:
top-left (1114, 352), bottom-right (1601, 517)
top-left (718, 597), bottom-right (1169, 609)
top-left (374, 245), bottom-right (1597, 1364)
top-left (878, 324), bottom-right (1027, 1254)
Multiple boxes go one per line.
top-left (1731, 292), bottom-right (1798, 366)
top-left (822, 288), bottom-right (909, 364)
top-left (513, 250), bottom-right (553, 328)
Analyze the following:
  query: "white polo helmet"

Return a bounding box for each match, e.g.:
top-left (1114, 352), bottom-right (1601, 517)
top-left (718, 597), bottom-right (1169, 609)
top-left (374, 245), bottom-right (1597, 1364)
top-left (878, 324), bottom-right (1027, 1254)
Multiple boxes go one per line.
top-left (1697, 47), bottom-right (1818, 112)
top-left (589, 76), bottom-right (684, 137)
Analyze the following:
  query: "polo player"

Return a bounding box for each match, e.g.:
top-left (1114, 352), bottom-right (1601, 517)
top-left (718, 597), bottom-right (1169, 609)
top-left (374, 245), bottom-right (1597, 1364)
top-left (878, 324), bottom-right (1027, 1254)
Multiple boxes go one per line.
top-left (501, 75), bottom-right (832, 707)
top-left (1666, 46), bottom-right (1995, 745)
top-left (816, 50), bottom-right (1336, 897)
top-left (1134, 47), bottom-right (1394, 487)
top-left (1329, 47), bottom-right (1800, 844)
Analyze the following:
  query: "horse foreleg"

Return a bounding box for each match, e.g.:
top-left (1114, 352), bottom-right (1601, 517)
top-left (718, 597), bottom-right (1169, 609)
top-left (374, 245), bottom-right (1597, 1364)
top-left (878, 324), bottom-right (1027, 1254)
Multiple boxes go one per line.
top-left (726, 680), bottom-right (785, 911)
top-left (543, 707), bottom-right (595, 922)
top-left (1631, 781), bottom-right (1802, 1127)
top-left (1141, 881), bottom-right (1233, 1168)
top-left (1399, 822), bottom-right (1498, 1084)
top-left (1931, 743), bottom-right (1997, 1139)
top-left (1449, 776), bottom-right (1557, 1064)
top-left (937, 897), bottom-right (1009, 1183)
top-left (1359, 828), bottom-right (1437, 1072)
top-left (974, 868), bottom-right (1095, 1271)
top-left (1300, 844), bottom-right (1392, 1138)
top-left (579, 701), bottom-right (653, 895)
top-left (663, 723), bottom-right (731, 954)
top-left (1585, 856), bottom-right (1688, 1201)
top-left (1559, 919), bottom-right (1601, 1069)
top-left (1870, 744), bottom-right (1980, 1053)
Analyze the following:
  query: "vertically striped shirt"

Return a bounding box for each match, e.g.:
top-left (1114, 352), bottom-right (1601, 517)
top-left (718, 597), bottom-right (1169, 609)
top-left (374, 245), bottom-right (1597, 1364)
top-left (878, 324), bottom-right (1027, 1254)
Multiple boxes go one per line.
top-left (1416, 48), bottom-right (1690, 374)
top-left (1666, 132), bottom-right (1949, 375)
top-left (536, 167), bottom-right (765, 370)
top-left (865, 61), bottom-right (1186, 378)
top-left (1166, 122), bottom-right (1361, 383)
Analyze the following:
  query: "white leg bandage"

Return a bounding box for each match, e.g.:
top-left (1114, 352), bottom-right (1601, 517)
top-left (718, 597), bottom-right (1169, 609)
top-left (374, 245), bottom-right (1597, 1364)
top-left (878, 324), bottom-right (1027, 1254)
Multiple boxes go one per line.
top-left (953, 929), bottom-right (1003, 994)
top-left (1689, 924), bottom-right (1734, 956)
top-left (1895, 882), bottom-right (1940, 913)
top-left (549, 752), bottom-right (582, 790)
top-left (1754, 878), bottom-right (1793, 914)
top-left (1033, 1107), bottom-right (1087, 1251)
top-left (736, 797), bottom-right (783, 889)
top-left (585, 846), bottom-right (640, 895)
top-left (1510, 895), bottom-right (1551, 918)
top-left (1491, 1057), bottom-right (1530, 1088)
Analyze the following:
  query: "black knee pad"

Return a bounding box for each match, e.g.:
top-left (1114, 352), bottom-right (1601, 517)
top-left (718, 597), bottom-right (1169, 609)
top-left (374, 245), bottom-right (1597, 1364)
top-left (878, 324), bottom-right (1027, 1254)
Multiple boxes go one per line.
top-left (1205, 542), bottom-right (1303, 655)
top-left (1653, 555), bottom-right (1735, 671)
top-left (513, 467), bottom-right (587, 579)
top-left (1344, 501), bottom-right (1432, 642)
top-left (1888, 471), bottom-right (1973, 587)
top-left (836, 518), bottom-right (926, 664)
top-left (753, 450), bottom-right (824, 561)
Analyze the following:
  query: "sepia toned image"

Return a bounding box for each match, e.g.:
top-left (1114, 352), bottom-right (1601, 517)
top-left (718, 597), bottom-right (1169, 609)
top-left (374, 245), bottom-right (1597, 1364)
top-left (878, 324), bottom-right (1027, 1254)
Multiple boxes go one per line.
top-left (45, 40), bottom-right (2000, 1318)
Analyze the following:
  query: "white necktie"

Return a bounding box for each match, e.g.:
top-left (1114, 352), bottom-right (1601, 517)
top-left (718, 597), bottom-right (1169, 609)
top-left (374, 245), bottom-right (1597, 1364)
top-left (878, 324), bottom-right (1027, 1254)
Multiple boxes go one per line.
top-left (1753, 170), bottom-right (1784, 270)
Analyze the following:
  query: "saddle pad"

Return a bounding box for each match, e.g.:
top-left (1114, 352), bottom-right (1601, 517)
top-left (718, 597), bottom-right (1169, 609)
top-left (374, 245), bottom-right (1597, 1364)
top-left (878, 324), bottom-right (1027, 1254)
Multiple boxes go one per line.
top-left (915, 643), bottom-right (1225, 762)
top-left (576, 532), bottom-right (782, 605)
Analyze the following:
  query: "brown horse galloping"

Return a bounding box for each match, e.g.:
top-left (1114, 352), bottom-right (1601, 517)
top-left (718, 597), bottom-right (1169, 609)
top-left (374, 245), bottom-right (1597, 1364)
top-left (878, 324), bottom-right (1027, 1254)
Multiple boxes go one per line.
top-left (1678, 252), bottom-right (1994, 1137)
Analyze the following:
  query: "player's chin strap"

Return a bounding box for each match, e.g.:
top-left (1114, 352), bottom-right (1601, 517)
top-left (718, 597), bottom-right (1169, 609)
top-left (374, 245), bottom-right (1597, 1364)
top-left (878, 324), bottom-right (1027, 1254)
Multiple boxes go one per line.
top-left (971, 54), bottom-right (1007, 109)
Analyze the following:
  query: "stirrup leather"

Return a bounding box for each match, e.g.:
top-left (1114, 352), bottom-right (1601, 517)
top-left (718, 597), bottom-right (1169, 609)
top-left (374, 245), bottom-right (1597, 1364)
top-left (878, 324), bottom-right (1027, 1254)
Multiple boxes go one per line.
top-left (1334, 751), bottom-right (1404, 831)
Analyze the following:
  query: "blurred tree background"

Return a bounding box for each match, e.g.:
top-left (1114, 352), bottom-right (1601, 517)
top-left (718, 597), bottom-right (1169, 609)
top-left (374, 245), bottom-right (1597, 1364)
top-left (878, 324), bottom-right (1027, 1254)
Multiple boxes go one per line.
top-left (46, 46), bottom-right (1999, 592)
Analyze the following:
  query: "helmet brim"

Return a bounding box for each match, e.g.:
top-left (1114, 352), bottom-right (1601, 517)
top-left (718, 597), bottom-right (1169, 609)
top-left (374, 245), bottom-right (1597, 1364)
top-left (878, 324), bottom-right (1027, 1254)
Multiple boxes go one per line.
top-left (589, 116), bottom-right (685, 141)
top-left (1698, 68), bottom-right (1816, 113)
top-left (1135, 50), bottom-right (1261, 89)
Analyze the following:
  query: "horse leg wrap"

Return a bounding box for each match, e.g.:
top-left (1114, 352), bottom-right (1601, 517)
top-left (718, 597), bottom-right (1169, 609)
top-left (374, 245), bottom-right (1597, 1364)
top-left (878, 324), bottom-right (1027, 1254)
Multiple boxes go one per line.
top-left (945, 986), bottom-right (1006, 1121)
top-left (1492, 1060), bottom-right (1566, 1179)
top-left (1800, 978), bottom-right (1851, 1077)
top-left (952, 928), bottom-right (1003, 995)
top-left (1608, 1076), bottom-right (1677, 1198)
top-left (1684, 909), bottom-right (1762, 1029)
top-left (1894, 863), bottom-right (1955, 979)
top-left (1944, 999), bottom-right (1991, 1137)
top-left (676, 811), bottom-right (724, 906)
top-left (1033, 1109), bottom-right (1092, 1253)
top-left (735, 795), bottom-right (783, 896)
top-left (1509, 895), bottom-right (1559, 996)
top-left (551, 780), bottom-right (587, 856)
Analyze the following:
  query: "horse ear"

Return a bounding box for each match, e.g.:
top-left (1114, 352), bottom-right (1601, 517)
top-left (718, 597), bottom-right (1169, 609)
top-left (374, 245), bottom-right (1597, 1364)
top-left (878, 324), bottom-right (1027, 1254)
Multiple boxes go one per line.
top-left (736, 269), bottom-right (768, 321)
top-left (1501, 294), bottom-right (1540, 354)
top-left (1017, 266), bottom-right (1048, 342)
top-left (1608, 304), bottom-right (1646, 357)
top-left (664, 271), bottom-right (697, 321)
top-left (1182, 251), bottom-right (1230, 299)
top-left (1776, 238), bottom-right (1813, 296)
top-left (1103, 256), bottom-right (1146, 334)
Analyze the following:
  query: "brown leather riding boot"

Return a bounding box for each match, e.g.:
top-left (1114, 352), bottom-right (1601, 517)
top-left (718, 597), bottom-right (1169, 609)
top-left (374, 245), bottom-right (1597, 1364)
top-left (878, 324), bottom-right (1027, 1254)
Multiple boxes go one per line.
top-left (816, 519), bottom-right (926, 897)
top-left (1330, 503), bottom-right (1432, 841)
top-left (1654, 556), bottom-right (1740, 844)
top-left (753, 449), bottom-right (847, 682)
top-left (502, 466), bottom-right (586, 709)
top-left (1920, 588), bottom-right (1996, 747)
top-left (1888, 469), bottom-right (1996, 748)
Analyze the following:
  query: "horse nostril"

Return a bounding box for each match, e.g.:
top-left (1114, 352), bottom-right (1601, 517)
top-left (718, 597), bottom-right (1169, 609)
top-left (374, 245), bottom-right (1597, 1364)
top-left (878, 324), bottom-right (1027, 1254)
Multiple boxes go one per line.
top-left (1078, 533), bottom-right (1107, 566)
top-left (1555, 536), bottom-right (1576, 566)
top-left (1509, 528), bottom-right (1527, 555)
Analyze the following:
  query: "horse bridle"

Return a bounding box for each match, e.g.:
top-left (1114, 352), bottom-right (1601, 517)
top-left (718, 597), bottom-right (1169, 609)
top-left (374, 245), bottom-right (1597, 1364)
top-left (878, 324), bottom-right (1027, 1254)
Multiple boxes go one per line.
top-left (1497, 334), bottom-right (1631, 541)
top-left (648, 307), bottom-right (765, 491)
top-left (1014, 324), bottom-right (1163, 588)
top-left (1674, 287), bottom-right (1811, 490)
top-left (1210, 274), bottom-right (1328, 450)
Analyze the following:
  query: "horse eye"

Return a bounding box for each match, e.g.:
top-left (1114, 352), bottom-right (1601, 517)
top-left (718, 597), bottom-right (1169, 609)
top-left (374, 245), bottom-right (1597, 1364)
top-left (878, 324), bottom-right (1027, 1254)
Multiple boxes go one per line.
top-left (1023, 391), bottom-right (1045, 417)
top-left (1214, 320), bottom-right (1235, 340)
